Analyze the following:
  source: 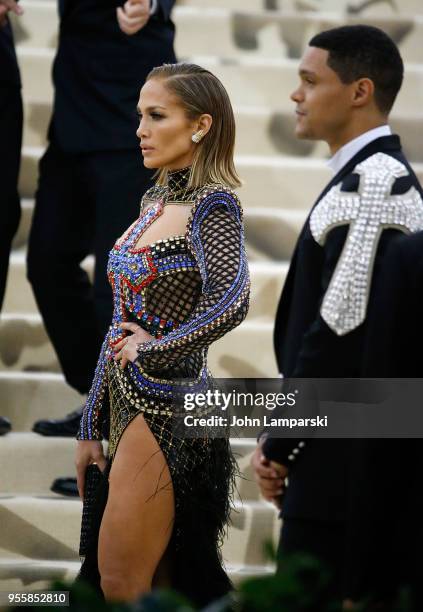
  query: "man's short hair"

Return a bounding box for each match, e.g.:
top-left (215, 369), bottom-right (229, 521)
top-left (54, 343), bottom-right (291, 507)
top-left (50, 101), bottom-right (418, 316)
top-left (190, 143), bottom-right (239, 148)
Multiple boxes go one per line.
top-left (309, 25), bottom-right (404, 114)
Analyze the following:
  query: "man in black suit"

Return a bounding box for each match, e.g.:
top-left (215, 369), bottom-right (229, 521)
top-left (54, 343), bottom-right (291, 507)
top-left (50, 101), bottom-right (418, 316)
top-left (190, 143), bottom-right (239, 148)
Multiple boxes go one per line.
top-left (26, 0), bottom-right (176, 439)
top-left (0, 1), bottom-right (25, 435)
top-left (251, 25), bottom-right (423, 600)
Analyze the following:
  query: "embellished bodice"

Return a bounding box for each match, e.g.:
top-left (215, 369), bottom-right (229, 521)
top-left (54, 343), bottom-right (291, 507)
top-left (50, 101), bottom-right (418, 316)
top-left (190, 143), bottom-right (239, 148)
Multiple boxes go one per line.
top-left (107, 208), bottom-right (200, 346)
top-left (78, 167), bottom-right (251, 442)
top-left (107, 167), bottom-right (205, 349)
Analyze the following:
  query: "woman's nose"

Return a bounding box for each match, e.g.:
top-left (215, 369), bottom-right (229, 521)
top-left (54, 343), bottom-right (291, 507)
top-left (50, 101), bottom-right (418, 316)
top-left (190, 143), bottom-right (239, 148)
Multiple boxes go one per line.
top-left (136, 119), bottom-right (148, 139)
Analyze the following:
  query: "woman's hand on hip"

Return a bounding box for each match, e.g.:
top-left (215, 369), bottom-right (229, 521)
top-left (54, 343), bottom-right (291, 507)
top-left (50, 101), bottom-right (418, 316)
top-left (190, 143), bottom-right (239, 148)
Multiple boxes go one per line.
top-left (113, 322), bottom-right (154, 369)
top-left (75, 440), bottom-right (107, 499)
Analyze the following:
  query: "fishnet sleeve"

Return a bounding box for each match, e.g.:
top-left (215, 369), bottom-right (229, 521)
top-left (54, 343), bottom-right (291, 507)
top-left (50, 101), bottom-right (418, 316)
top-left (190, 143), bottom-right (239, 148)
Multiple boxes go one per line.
top-left (136, 188), bottom-right (250, 372)
top-left (76, 332), bottom-right (110, 441)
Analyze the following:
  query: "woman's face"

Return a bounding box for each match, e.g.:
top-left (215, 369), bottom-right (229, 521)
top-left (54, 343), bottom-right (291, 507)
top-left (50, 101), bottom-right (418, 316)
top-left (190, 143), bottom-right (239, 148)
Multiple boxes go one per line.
top-left (136, 78), bottom-right (198, 171)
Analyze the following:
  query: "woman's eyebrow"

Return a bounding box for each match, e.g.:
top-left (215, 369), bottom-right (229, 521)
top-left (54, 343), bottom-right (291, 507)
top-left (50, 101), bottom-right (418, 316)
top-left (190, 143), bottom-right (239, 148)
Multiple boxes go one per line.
top-left (136, 105), bottom-right (167, 112)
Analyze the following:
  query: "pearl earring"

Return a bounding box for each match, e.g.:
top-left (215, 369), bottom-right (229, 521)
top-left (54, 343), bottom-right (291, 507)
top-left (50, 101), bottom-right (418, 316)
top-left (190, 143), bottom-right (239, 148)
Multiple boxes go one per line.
top-left (191, 129), bottom-right (204, 143)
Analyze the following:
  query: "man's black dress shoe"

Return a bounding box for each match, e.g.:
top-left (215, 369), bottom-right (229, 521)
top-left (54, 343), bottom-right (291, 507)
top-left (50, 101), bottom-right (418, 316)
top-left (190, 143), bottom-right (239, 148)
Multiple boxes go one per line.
top-left (51, 477), bottom-right (79, 497)
top-left (32, 407), bottom-right (83, 437)
top-left (0, 416), bottom-right (11, 435)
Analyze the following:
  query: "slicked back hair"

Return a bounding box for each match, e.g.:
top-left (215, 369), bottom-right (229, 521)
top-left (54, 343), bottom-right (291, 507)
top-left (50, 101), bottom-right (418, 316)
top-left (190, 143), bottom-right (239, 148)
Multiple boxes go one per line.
top-left (146, 62), bottom-right (241, 189)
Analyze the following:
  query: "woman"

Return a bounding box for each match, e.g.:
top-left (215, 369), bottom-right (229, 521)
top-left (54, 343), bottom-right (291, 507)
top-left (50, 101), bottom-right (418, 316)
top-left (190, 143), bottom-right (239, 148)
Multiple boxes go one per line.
top-left (75, 62), bottom-right (250, 605)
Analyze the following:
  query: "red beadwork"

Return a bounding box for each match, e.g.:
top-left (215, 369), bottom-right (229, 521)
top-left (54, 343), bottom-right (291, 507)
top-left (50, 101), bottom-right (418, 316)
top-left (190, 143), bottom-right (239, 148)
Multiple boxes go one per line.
top-left (121, 247), bottom-right (158, 294)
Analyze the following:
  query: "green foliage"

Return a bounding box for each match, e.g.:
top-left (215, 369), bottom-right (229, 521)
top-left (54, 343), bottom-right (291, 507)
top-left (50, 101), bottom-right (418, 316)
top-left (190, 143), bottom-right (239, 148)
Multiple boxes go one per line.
top-left (236, 554), bottom-right (340, 612)
top-left (11, 557), bottom-right (417, 612)
top-left (12, 580), bottom-right (195, 612)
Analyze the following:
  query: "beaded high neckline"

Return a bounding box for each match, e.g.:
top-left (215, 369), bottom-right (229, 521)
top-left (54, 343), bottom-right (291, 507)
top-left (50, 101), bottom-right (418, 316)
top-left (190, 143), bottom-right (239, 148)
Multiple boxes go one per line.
top-left (167, 166), bottom-right (192, 197)
top-left (142, 165), bottom-right (205, 208)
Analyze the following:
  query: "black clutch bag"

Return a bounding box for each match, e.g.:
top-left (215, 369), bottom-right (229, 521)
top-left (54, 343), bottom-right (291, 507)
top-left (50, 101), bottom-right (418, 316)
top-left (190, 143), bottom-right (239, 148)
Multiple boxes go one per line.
top-left (79, 463), bottom-right (103, 558)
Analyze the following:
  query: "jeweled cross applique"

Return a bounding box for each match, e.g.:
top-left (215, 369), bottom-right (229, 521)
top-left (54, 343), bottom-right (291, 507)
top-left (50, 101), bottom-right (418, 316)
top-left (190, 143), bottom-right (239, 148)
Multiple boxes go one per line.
top-left (310, 152), bottom-right (423, 336)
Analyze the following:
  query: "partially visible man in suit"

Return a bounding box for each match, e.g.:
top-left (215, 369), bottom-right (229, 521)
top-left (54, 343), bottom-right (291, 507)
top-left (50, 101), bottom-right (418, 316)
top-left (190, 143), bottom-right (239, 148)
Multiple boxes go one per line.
top-left (0, 0), bottom-right (25, 435)
top-left (27, 0), bottom-right (176, 442)
top-left (251, 25), bottom-right (423, 601)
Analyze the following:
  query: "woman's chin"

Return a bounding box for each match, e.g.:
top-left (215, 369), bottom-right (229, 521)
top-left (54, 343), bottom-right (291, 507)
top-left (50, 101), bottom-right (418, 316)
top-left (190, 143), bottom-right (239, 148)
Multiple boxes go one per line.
top-left (142, 157), bottom-right (159, 169)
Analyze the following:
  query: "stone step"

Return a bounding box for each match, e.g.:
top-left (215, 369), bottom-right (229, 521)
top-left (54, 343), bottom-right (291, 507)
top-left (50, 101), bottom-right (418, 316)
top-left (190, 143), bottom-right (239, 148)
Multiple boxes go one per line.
top-left (10, 196), bottom-right (306, 261)
top-left (0, 495), bottom-right (279, 568)
top-left (18, 0), bottom-right (318, 13)
top-left (22, 98), bottom-right (328, 156)
top-left (0, 315), bottom-right (278, 378)
top-left (11, 199), bottom-right (32, 251)
top-left (0, 557), bottom-right (79, 592)
top-left (17, 0), bottom-right (423, 16)
top-left (21, 99), bottom-right (423, 163)
top-left (236, 109), bottom-right (423, 161)
top-left (11, 3), bottom-right (423, 63)
top-left (245, 208), bottom-right (305, 262)
top-left (10, 195), bottom-right (307, 258)
top-left (0, 377), bottom-right (264, 503)
top-left (184, 10), bottom-right (423, 64)
top-left (177, 0), bottom-right (423, 13)
top-left (0, 556), bottom-right (274, 592)
top-left (0, 372), bottom-right (83, 432)
top-left (3, 243), bottom-right (288, 319)
top-left (0, 434), bottom-right (77, 495)
top-left (0, 433), bottom-right (260, 503)
top-left (18, 145), bottom-right (333, 207)
top-left (15, 47), bottom-right (423, 114)
top-left (19, 145), bottom-right (423, 209)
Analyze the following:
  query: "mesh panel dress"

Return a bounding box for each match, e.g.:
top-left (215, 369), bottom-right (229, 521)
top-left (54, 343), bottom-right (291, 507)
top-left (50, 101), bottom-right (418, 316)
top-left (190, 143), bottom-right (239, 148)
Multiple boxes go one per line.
top-left (76, 167), bottom-right (250, 606)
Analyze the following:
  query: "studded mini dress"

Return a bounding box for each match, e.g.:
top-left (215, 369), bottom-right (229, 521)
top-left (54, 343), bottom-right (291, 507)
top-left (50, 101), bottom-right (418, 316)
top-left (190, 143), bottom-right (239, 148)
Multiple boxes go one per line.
top-left (76, 167), bottom-right (250, 605)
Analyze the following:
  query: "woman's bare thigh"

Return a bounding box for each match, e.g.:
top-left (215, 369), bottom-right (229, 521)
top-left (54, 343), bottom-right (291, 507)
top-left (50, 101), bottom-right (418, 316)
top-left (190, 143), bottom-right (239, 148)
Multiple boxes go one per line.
top-left (98, 413), bottom-right (175, 589)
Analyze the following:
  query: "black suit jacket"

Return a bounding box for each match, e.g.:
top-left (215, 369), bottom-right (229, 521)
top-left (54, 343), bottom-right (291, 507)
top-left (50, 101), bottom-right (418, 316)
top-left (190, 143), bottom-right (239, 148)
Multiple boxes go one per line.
top-left (49, 0), bottom-right (176, 152)
top-left (0, 19), bottom-right (21, 87)
top-left (263, 135), bottom-right (423, 522)
top-left (363, 230), bottom-right (423, 376)
top-left (342, 232), bottom-right (423, 602)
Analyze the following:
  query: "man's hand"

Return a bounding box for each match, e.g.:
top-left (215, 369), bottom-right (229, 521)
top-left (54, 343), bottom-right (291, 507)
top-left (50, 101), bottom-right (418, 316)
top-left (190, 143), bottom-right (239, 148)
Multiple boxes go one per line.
top-left (250, 444), bottom-right (289, 510)
top-left (0, 0), bottom-right (23, 27)
top-left (113, 321), bottom-right (154, 369)
top-left (117, 0), bottom-right (150, 36)
top-left (0, 0), bottom-right (23, 14)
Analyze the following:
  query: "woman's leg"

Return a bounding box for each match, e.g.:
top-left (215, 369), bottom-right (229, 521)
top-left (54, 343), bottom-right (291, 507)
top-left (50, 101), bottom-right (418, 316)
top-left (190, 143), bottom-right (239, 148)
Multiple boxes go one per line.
top-left (98, 413), bottom-right (175, 602)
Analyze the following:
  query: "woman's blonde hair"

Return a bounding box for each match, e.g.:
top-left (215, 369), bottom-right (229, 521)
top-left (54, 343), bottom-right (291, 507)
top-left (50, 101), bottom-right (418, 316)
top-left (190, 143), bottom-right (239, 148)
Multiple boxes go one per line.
top-left (146, 62), bottom-right (241, 189)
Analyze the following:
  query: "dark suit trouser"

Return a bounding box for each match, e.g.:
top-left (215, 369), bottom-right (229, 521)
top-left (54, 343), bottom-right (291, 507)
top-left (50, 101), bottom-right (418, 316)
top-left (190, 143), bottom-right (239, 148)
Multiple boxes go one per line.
top-left (278, 518), bottom-right (346, 599)
top-left (27, 142), bottom-right (153, 394)
top-left (0, 86), bottom-right (22, 312)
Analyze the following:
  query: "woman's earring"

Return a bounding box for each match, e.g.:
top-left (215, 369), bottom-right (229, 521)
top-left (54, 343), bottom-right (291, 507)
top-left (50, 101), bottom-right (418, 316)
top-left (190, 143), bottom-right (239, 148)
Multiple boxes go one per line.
top-left (191, 129), bottom-right (204, 144)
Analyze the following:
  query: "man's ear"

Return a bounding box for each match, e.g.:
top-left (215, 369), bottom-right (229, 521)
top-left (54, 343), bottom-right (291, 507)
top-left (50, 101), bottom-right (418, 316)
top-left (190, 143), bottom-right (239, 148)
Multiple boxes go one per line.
top-left (352, 78), bottom-right (375, 108)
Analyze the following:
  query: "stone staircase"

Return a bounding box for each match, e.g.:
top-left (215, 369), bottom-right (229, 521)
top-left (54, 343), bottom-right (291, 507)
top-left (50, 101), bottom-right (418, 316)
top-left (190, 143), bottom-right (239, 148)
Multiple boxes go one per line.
top-left (1, 0), bottom-right (422, 599)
